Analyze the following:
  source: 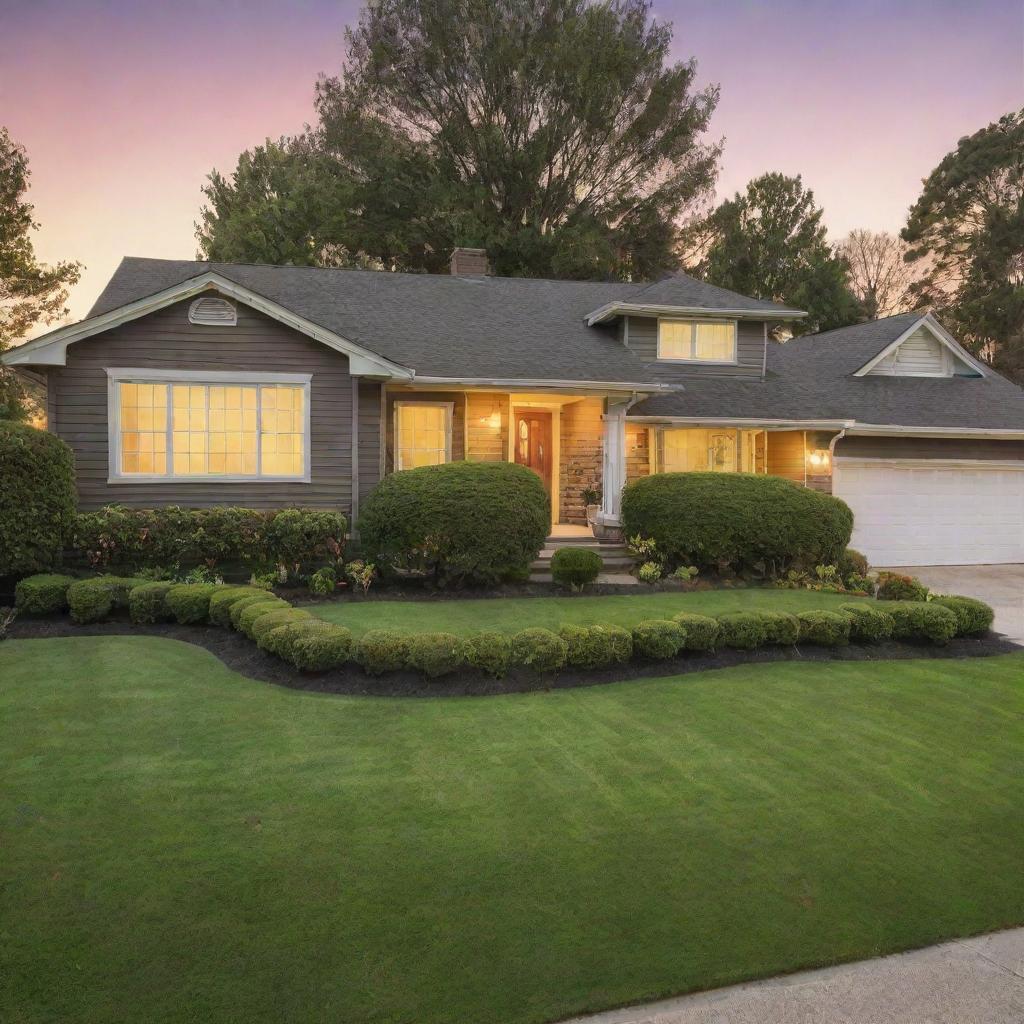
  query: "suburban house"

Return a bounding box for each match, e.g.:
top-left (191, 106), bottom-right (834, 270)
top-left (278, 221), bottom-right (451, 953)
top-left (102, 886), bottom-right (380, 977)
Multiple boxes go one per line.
top-left (6, 248), bottom-right (1024, 567)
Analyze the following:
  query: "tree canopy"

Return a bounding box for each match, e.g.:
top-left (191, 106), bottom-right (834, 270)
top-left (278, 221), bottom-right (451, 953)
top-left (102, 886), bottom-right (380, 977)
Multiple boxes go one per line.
top-left (0, 127), bottom-right (81, 420)
top-left (683, 172), bottom-right (862, 335)
top-left (199, 0), bottom-right (721, 280)
top-left (838, 229), bottom-right (917, 320)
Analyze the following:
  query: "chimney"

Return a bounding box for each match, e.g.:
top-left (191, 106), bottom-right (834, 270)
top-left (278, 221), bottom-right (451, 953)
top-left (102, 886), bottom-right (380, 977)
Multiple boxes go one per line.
top-left (450, 247), bottom-right (489, 276)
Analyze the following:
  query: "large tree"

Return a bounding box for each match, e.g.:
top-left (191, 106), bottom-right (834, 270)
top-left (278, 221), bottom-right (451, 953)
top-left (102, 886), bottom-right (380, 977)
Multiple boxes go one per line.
top-left (683, 172), bottom-right (862, 335)
top-left (837, 229), bottom-right (917, 320)
top-left (200, 0), bottom-right (721, 280)
top-left (0, 127), bottom-right (81, 420)
top-left (902, 109), bottom-right (1024, 377)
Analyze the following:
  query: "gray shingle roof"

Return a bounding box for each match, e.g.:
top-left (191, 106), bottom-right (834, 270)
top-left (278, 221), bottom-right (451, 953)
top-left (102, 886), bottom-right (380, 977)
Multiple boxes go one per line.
top-left (630, 271), bottom-right (802, 314)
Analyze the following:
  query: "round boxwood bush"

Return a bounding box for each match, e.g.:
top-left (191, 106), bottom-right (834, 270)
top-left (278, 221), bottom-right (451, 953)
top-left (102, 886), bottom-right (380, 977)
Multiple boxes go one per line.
top-left (358, 461), bottom-right (550, 587)
top-left (631, 619), bottom-right (686, 660)
top-left (355, 629), bottom-right (412, 675)
top-left (838, 603), bottom-right (894, 643)
top-left (230, 592), bottom-right (283, 629)
top-left (250, 607), bottom-right (314, 646)
top-left (14, 573), bottom-right (75, 614)
top-left (672, 612), bottom-right (720, 651)
top-left (262, 619), bottom-right (335, 660)
top-left (621, 472), bottom-right (853, 574)
top-left (551, 548), bottom-right (603, 588)
top-left (165, 583), bottom-right (219, 625)
top-left (716, 611), bottom-right (769, 650)
top-left (759, 610), bottom-right (800, 646)
top-left (886, 601), bottom-right (958, 645)
top-left (464, 631), bottom-right (512, 678)
top-left (929, 595), bottom-right (994, 637)
top-left (876, 571), bottom-right (929, 602)
top-left (407, 632), bottom-right (467, 678)
top-left (797, 610), bottom-right (851, 646)
top-left (560, 624), bottom-right (632, 669)
top-left (209, 586), bottom-right (267, 626)
top-left (129, 581), bottom-right (176, 624)
top-left (0, 422), bottom-right (76, 577)
top-left (290, 625), bottom-right (353, 672)
top-left (236, 597), bottom-right (291, 637)
top-left (67, 576), bottom-right (147, 624)
top-left (510, 628), bottom-right (567, 673)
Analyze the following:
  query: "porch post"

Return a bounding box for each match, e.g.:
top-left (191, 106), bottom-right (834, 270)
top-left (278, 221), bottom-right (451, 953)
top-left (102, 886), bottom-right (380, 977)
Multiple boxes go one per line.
top-left (597, 399), bottom-right (629, 527)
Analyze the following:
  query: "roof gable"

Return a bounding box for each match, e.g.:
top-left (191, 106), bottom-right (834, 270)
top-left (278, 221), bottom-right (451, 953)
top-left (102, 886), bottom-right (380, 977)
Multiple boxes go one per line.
top-left (853, 316), bottom-right (984, 378)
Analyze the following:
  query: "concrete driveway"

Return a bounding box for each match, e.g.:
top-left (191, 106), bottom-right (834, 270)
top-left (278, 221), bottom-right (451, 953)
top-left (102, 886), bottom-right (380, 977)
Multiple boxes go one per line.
top-left (882, 564), bottom-right (1024, 643)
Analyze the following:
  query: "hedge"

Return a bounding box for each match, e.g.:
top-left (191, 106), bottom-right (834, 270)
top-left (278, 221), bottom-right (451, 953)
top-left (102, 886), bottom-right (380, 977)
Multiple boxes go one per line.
top-left (760, 610), bottom-right (800, 646)
top-left (560, 624), bottom-right (632, 669)
top-left (796, 610), bottom-right (851, 647)
top-left (262, 619), bottom-right (336, 661)
top-left (250, 608), bottom-right (314, 645)
top-left (230, 592), bottom-right (284, 629)
top-left (876, 571), bottom-right (930, 602)
top-left (672, 612), bottom-right (720, 651)
top-left (551, 548), bottom-right (603, 588)
top-left (631, 619), bottom-right (685, 659)
top-left (838, 603), bottom-right (894, 643)
top-left (209, 586), bottom-right (268, 626)
top-left (237, 597), bottom-right (291, 638)
top-left (165, 583), bottom-right (219, 625)
top-left (290, 625), bottom-right (353, 672)
top-left (929, 595), bottom-right (994, 637)
top-left (463, 631), bottom-right (512, 678)
top-left (407, 632), bottom-right (467, 677)
top-left (14, 574), bottom-right (75, 615)
top-left (67, 576), bottom-right (147, 624)
top-left (128, 582), bottom-right (176, 624)
top-left (355, 630), bottom-right (412, 675)
top-left (0, 422), bottom-right (76, 577)
top-left (510, 628), bottom-right (567, 672)
top-left (887, 602), bottom-right (958, 645)
top-left (621, 472), bottom-right (853, 575)
top-left (358, 461), bottom-right (550, 587)
top-left (716, 611), bottom-right (769, 650)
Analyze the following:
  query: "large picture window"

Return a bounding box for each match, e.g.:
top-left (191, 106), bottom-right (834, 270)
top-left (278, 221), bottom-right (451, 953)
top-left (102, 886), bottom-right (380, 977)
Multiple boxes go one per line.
top-left (109, 370), bottom-right (310, 481)
top-left (657, 319), bottom-right (737, 362)
top-left (394, 402), bottom-right (451, 470)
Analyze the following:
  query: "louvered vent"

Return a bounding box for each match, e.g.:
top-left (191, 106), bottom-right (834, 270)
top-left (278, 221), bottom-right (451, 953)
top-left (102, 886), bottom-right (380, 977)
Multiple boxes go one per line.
top-left (188, 297), bottom-right (237, 326)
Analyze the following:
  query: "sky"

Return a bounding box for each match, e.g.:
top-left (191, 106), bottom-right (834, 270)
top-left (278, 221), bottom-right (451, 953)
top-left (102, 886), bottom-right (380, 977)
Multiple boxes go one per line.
top-left (2, 0), bottom-right (1022, 329)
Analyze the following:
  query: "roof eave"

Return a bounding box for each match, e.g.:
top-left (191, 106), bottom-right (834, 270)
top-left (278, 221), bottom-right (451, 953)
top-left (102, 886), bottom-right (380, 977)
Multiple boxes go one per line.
top-left (585, 301), bottom-right (808, 327)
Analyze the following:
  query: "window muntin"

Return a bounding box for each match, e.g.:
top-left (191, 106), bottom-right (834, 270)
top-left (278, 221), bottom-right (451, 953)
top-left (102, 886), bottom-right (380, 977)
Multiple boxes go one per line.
top-left (660, 428), bottom-right (765, 474)
top-left (657, 320), bottom-right (737, 362)
top-left (115, 379), bottom-right (306, 479)
top-left (395, 402), bottom-right (451, 470)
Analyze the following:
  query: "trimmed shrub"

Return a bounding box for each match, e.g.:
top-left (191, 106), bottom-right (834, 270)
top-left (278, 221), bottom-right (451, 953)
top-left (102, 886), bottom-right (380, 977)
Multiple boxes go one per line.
top-left (250, 608), bottom-right (314, 646)
top-left (230, 592), bottom-right (284, 629)
top-left (551, 548), bottom-right (603, 588)
top-left (209, 586), bottom-right (267, 627)
top-left (165, 583), bottom-right (219, 625)
top-left (560, 623), bottom-right (633, 669)
top-left (237, 597), bottom-right (291, 638)
top-left (358, 461), bottom-right (550, 586)
top-left (464, 631), bottom-right (512, 678)
top-left (0, 422), bottom-right (76, 577)
top-left (839, 603), bottom-right (894, 643)
top-left (14, 574), bottom-right (75, 615)
top-left (887, 601), bottom-right (958, 645)
top-left (929, 595), bottom-right (995, 637)
top-left (262, 619), bottom-right (335, 660)
top-left (620, 472), bottom-right (853, 575)
top-left (407, 632), bottom-right (467, 677)
top-left (265, 508), bottom-right (347, 572)
top-left (673, 612), bottom-right (720, 651)
top-left (760, 610), bottom-right (800, 646)
top-left (308, 566), bottom-right (337, 596)
top-left (510, 628), bottom-right (568, 673)
top-left (290, 625), bottom-right (353, 672)
top-left (797, 610), bottom-right (851, 646)
top-left (838, 547), bottom-right (869, 578)
top-left (876, 571), bottom-right (929, 602)
top-left (67, 576), bottom-right (146, 624)
top-left (716, 611), bottom-right (769, 650)
top-left (631, 619), bottom-right (686, 660)
top-left (354, 630), bottom-right (411, 675)
top-left (129, 581), bottom-right (176, 624)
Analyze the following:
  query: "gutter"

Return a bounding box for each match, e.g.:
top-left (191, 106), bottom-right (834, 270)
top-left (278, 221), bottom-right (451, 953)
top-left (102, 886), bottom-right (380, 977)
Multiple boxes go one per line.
top-left (411, 375), bottom-right (678, 394)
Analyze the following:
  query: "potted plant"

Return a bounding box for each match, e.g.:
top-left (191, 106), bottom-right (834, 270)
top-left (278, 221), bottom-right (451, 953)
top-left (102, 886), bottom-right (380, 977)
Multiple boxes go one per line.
top-left (581, 484), bottom-right (602, 527)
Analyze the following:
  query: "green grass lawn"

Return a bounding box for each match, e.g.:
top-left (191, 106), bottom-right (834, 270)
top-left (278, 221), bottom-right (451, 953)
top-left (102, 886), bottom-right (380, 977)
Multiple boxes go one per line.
top-left (311, 587), bottom-right (872, 635)
top-left (3, 638), bottom-right (1024, 1024)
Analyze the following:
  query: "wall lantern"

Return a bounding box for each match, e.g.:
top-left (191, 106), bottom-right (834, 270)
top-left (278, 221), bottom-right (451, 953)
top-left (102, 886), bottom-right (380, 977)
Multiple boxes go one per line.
top-left (480, 403), bottom-right (502, 430)
top-left (807, 448), bottom-right (831, 471)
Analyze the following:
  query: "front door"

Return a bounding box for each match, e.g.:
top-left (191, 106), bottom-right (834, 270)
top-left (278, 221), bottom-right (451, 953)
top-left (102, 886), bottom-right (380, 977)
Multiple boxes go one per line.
top-left (514, 409), bottom-right (552, 491)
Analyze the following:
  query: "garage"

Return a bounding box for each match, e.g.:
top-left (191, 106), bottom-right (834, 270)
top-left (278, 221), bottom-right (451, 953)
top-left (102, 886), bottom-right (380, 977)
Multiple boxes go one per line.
top-left (833, 458), bottom-right (1024, 566)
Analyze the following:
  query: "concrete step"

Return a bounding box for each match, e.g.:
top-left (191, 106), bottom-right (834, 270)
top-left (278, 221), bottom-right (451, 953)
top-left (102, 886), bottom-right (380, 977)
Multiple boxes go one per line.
top-left (531, 553), bottom-right (635, 570)
top-left (529, 571), bottom-right (639, 585)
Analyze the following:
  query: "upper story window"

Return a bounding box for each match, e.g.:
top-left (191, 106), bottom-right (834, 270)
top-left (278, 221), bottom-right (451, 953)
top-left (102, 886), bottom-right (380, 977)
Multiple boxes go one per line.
top-left (188, 296), bottom-right (237, 326)
top-left (657, 319), bottom-right (737, 363)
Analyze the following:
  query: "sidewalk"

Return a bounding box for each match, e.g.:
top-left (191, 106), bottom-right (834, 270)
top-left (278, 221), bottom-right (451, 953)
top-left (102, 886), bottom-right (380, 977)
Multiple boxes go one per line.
top-left (562, 927), bottom-right (1024, 1024)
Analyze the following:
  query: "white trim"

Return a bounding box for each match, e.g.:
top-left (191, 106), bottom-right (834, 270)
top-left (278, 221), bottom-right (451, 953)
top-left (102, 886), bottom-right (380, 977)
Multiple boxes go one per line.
top-left (656, 317), bottom-right (738, 364)
top-left (106, 368), bottom-right (312, 484)
top-left (3, 271), bottom-right (414, 380)
top-left (628, 415), bottom-right (854, 430)
top-left (411, 375), bottom-right (675, 393)
top-left (835, 456), bottom-right (1024, 471)
top-left (585, 301), bottom-right (807, 327)
top-left (393, 400), bottom-right (453, 471)
top-left (846, 423), bottom-right (1024, 440)
top-left (852, 314), bottom-right (987, 378)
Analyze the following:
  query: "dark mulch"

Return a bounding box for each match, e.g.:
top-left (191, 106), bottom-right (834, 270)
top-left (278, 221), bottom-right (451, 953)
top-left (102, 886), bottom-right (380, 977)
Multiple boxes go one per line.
top-left (8, 615), bottom-right (1020, 699)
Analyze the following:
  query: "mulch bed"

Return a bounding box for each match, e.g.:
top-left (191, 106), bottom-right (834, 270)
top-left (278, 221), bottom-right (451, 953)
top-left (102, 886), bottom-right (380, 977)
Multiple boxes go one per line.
top-left (9, 615), bottom-right (1020, 699)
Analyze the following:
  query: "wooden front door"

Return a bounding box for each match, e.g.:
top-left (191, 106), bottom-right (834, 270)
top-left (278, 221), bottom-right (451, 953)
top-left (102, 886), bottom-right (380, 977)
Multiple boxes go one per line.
top-left (514, 409), bottom-right (552, 491)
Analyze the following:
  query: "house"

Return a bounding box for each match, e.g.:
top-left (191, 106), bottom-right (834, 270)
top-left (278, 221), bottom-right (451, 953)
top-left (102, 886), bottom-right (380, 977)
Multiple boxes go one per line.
top-left (6, 248), bottom-right (1024, 567)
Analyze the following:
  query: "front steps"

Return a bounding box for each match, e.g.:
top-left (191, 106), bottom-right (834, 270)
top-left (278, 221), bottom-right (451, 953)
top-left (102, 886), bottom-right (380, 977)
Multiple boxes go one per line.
top-left (529, 531), bottom-right (637, 584)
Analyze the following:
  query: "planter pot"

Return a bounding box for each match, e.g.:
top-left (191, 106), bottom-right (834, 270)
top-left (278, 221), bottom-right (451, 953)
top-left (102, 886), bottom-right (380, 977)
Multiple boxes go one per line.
top-left (591, 520), bottom-right (624, 543)
top-left (585, 503), bottom-right (600, 527)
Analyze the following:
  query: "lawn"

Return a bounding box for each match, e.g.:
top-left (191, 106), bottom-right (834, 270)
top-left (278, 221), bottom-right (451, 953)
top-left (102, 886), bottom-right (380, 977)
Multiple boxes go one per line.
top-left (3, 637), bottom-right (1024, 1024)
top-left (311, 586), bottom-right (873, 635)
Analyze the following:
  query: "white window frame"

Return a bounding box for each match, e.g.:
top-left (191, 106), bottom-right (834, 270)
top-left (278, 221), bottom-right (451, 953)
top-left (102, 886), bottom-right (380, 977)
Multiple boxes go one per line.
top-left (105, 368), bottom-right (312, 484)
top-left (656, 318), bottom-right (738, 364)
top-left (393, 400), bottom-right (453, 470)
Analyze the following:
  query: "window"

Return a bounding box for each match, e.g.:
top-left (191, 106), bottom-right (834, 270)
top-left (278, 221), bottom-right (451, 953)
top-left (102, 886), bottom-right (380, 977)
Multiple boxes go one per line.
top-left (109, 371), bottom-right (309, 481)
top-left (395, 402), bottom-right (451, 469)
top-left (188, 297), bottom-right (237, 326)
top-left (659, 428), bottom-right (766, 473)
top-left (657, 319), bottom-right (737, 362)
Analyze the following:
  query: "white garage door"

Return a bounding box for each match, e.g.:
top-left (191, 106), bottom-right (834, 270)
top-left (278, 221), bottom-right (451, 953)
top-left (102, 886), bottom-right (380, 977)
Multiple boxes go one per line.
top-left (834, 459), bottom-right (1024, 566)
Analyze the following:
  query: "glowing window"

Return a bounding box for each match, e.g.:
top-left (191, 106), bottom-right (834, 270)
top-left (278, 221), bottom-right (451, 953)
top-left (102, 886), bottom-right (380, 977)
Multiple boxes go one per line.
top-left (657, 320), bottom-right (737, 362)
top-left (395, 402), bottom-right (451, 470)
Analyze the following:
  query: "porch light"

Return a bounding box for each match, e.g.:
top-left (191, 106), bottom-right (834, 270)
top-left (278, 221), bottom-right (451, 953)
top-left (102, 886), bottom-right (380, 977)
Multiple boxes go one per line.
top-left (480, 404), bottom-right (501, 430)
top-left (808, 448), bottom-right (831, 471)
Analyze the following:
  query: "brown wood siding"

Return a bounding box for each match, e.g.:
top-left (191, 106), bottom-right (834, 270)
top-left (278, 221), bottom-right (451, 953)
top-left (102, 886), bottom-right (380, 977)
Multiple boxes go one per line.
top-left (767, 429), bottom-right (836, 493)
top-left (357, 380), bottom-right (383, 514)
top-left (50, 296), bottom-right (359, 512)
top-left (626, 424), bottom-right (651, 483)
top-left (625, 316), bottom-right (767, 379)
top-left (559, 398), bottom-right (603, 524)
top-left (836, 436), bottom-right (1024, 461)
top-left (465, 392), bottom-right (509, 462)
top-left (384, 389), bottom-right (466, 473)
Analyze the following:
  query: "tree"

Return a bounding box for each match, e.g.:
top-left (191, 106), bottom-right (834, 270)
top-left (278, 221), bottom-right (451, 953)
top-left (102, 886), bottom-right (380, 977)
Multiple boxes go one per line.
top-left (683, 173), bottom-right (862, 335)
top-left (0, 127), bottom-right (81, 420)
top-left (838, 229), bottom-right (917, 320)
top-left (201, 0), bottom-right (721, 280)
top-left (902, 109), bottom-right (1024, 372)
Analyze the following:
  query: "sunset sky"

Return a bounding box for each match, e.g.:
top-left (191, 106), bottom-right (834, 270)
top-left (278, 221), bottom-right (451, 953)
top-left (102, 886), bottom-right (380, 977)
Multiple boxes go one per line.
top-left (3, 0), bottom-right (1022, 328)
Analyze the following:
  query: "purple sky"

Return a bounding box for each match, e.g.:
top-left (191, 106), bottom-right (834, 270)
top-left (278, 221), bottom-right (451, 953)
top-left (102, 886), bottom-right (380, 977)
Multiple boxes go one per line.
top-left (3, 0), bottom-right (1022, 327)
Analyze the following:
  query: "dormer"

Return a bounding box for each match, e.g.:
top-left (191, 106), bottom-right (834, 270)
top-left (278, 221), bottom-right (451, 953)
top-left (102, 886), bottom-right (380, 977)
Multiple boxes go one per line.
top-left (854, 315), bottom-right (985, 378)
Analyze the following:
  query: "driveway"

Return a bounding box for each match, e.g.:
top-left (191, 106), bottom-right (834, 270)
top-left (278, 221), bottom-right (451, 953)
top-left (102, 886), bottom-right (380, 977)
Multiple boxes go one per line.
top-left (882, 564), bottom-right (1024, 643)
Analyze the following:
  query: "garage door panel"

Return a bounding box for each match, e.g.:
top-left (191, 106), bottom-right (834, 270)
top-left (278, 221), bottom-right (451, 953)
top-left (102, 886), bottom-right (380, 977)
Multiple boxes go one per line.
top-left (835, 459), bottom-right (1024, 566)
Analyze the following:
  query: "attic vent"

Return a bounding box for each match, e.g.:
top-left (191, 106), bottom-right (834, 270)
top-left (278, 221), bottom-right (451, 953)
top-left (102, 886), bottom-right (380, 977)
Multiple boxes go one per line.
top-left (189, 296), bottom-right (237, 326)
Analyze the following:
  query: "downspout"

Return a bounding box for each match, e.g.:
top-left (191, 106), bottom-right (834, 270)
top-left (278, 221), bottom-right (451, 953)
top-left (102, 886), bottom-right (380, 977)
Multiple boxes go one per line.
top-left (828, 427), bottom-right (847, 493)
top-left (350, 378), bottom-right (360, 533)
